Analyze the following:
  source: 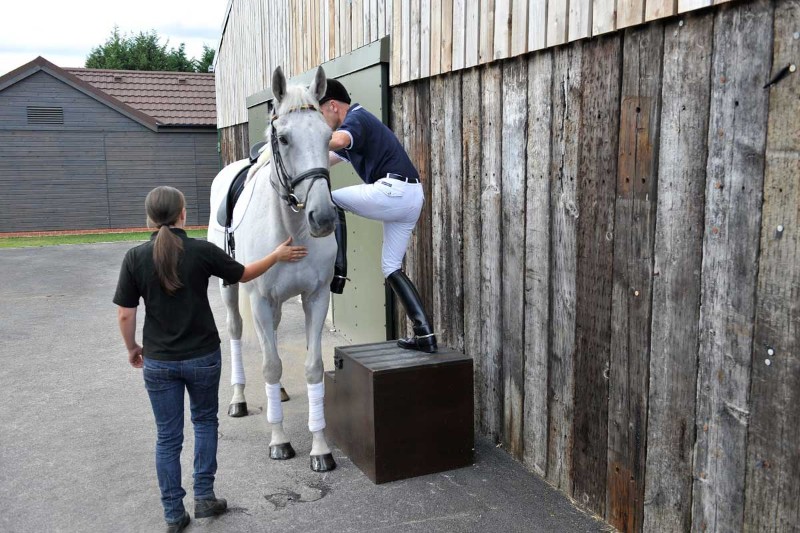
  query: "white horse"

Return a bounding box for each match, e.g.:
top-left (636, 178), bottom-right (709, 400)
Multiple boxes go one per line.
top-left (207, 66), bottom-right (338, 472)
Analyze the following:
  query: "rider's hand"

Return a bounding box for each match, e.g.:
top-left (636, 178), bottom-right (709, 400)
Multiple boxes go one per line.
top-left (128, 344), bottom-right (143, 368)
top-left (274, 237), bottom-right (308, 262)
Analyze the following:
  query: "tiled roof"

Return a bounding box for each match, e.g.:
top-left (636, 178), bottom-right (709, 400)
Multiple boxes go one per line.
top-left (64, 68), bottom-right (216, 127)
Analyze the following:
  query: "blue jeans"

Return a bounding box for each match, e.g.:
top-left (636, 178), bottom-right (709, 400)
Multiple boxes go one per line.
top-left (143, 348), bottom-right (221, 523)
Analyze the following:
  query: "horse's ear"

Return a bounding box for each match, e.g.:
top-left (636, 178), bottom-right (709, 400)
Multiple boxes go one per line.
top-left (272, 66), bottom-right (287, 104)
top-left (309, 66), bottom-right (327, 103)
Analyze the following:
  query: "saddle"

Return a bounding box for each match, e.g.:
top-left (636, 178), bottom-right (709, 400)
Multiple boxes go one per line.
top-left (216, 141), bottom-right (267, 285)
top-left (216, 141), bottom-right (267, 229)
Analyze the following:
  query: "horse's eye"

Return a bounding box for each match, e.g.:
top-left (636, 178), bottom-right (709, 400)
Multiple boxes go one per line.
top-left (278, 135), bottom-right (288, 146)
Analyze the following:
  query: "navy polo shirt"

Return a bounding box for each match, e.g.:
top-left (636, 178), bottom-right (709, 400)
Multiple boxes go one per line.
top-left (113, 228), bottom-right (245, 361)
top-left (334, 103), bottom-right (419, 184)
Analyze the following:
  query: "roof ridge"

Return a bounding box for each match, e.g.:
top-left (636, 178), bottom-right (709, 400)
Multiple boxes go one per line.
top-left (0, 57), bottom-right (217, 127)
top-left (64, 68), bottom-right (213, 77)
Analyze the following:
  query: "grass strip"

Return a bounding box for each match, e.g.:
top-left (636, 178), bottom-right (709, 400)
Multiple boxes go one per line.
top-left (0, 229), bottom-right (208, 249)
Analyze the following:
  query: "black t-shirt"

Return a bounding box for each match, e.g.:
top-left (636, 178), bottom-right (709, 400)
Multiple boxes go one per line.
top-left (113, 228), bottom-right (245, 361)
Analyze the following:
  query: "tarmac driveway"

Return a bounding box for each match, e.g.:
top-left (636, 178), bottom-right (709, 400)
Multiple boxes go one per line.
top-left (0, 242), bottom-right (608, 532)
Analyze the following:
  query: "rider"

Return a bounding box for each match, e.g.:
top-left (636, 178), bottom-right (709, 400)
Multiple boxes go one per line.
top-left (320, 79), bottom-right (437, 354)
top-left (114, 186), bottom-right (307, 532)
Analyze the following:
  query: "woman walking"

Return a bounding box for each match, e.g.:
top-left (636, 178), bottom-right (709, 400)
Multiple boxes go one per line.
top-left (113, 186), bottom-right (307, 532)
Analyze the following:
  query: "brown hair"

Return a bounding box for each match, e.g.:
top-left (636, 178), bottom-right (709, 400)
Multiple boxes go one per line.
top-left (145, 186), bottom-right (185, 295)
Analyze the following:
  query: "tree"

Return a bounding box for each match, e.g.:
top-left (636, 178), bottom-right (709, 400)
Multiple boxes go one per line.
top-left (86, 27), bottom-right (214, 73)
top-left (164, 43), bottom-right (196, 72)
top-left (85, 27), bottom-right (129, 70)
top-left (126, 31), bottom-right (170, 71)
top-left (195, 45), bottom-right (216, 73)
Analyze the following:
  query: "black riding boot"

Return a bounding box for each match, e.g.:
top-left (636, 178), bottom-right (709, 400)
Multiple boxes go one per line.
top-left (387, 270), bottom-right (438, 354)
top-left (330, 207), bottom-right (348, 294)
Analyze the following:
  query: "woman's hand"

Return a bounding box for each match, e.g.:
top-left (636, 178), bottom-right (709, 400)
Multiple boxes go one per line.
top-left (128, 344), bottom-right (143, 368)
top-left (274, 237), bottom-right (308, 262)
top-left (240, 237), bottom-right (308, 282)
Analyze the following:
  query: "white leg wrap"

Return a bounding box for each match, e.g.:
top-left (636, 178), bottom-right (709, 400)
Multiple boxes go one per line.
top-left (230, 339), bottom-right (245, 386)
top-left (307, 382), bottom-right (326, 433)
top-left (266, 383), bottom-right (284, 424)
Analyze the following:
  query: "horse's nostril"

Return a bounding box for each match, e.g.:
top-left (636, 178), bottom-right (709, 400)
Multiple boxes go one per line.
top-left (307, 209), bottom-right (336, 234)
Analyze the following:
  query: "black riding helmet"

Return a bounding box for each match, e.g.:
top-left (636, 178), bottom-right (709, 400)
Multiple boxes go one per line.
top-left (319, 78), bottom-right (351, 106)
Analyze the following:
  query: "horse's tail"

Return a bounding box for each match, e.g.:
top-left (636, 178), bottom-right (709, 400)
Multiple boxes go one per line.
top-left (238, 284), bottom-right (259, 346)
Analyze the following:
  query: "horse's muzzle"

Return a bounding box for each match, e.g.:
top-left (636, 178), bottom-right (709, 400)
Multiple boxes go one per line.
top-left (307, 208), bottom-right (336, 238)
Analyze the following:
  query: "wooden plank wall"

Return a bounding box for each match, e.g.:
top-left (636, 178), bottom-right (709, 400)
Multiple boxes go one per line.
top-left (219, 123), bottom-right (249, 166)
top-left (390, 0), bottom-right (735, 85)
top-left (214, 0), bottom-right (750, 126)
top-left (216, 0), bottom-right (273, 128)
top-left (215, 0), bottom-right (744, 127)
top-left (608, 21), bottom-right (662, 533)
top-left (390, 1), bottom-right (799, 531)
top-left (691, 2), bottom-right (772, 532)
top-left (216, 0), bottom-right (392, 128)
top-left (642, 12), bottom-right (712, 533)
top-left (745, 1), bottom-right (800, 531)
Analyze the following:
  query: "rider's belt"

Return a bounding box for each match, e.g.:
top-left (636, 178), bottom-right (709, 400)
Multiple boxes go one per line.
top-left (383, 173), bottom-right (420, 184)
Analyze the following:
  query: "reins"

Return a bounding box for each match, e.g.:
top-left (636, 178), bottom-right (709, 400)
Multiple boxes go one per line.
top-left (270, 104), bottom-right (331, 213)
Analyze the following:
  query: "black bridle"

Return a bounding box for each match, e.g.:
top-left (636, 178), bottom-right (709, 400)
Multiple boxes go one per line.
top-left (270, 104), bottom-right (331, 213)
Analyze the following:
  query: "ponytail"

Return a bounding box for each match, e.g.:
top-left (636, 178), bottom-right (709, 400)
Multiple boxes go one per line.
top-left (145, 187), bottom-right (185, 295)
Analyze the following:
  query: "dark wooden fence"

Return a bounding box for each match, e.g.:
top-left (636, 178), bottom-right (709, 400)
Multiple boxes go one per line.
top-left (220, 123), bottom-right (250, 166)
top-left (390, 1), bottom-right (799, 531)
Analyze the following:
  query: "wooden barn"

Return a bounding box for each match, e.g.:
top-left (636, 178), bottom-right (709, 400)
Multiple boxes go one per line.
top-left (214, 1), bottom-right (799, 531)
top-left (0, 57), bottom-right (218, 232)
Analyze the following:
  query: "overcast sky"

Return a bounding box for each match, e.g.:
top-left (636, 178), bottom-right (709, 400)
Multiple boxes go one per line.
top-left (0, 0), bottom-right (227, 75)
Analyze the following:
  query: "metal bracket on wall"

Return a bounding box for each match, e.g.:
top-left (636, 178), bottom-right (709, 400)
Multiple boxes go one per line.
top-left (763, 63), bottom-right (796, 88)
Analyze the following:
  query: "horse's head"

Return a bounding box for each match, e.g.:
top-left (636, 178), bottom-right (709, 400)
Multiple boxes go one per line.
top-left (270, 66), bottom-right (336, 238)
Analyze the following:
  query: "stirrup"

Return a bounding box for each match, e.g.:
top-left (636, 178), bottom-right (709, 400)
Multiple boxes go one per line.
top-left (397, 332), bottom-right (438, 354)
top-left (330, 274), bottom-right (350, 294)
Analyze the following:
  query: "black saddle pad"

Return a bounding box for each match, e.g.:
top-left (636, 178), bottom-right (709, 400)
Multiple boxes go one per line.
top-left (216, 163), bottom-right (251, 228)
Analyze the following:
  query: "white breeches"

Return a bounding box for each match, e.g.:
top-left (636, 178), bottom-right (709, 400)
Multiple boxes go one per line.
top-left (331, 178), bottom-right (424, 277)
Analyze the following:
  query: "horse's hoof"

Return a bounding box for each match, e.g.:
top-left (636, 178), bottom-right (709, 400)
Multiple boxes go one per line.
top-left (227, 402), bottom-right (248, 417)
top-left (280, 387), bottom-right (290, 402)
top-left (310, 453), bottom-right (336, 472)
top-left (270, 443), bottom-right (296, 460)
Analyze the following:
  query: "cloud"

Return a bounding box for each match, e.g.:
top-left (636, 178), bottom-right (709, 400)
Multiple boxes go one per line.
top-left (0, 0), bottom-right (224, 75)
top-left (0, 44), bottom-right (89, 56)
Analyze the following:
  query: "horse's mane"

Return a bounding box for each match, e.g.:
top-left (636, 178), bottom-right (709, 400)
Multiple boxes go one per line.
top-left (247, 84), bottom-right (321, 181)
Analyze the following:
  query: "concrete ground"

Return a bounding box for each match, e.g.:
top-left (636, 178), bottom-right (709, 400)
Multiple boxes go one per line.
top-left (0, 242), bottom-right (609, 533)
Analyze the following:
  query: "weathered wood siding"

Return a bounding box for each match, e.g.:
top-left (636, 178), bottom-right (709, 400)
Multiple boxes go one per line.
top-left (390, 0), bottom-right (735, 84)
top-left (691, 2), bottom-right (772, 532)
top-left (219, 123), bottom-right (249, 166)
top-left (0, 71), bottom-right (217, 232)
top-left (390, 1), bottom-right (798, 531)
top-left (522, 49), bottom-right (552, 478)
top-left (607, 21), bottom-right (662, 533)
top-left (643, 12), bottom-right (713, 533)
top-left (216, 0), bottom-right (393, 128)
top-left (215, 0), bottom-right (752, 130)
top-left (744, 1), bottom-right (800, 530)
